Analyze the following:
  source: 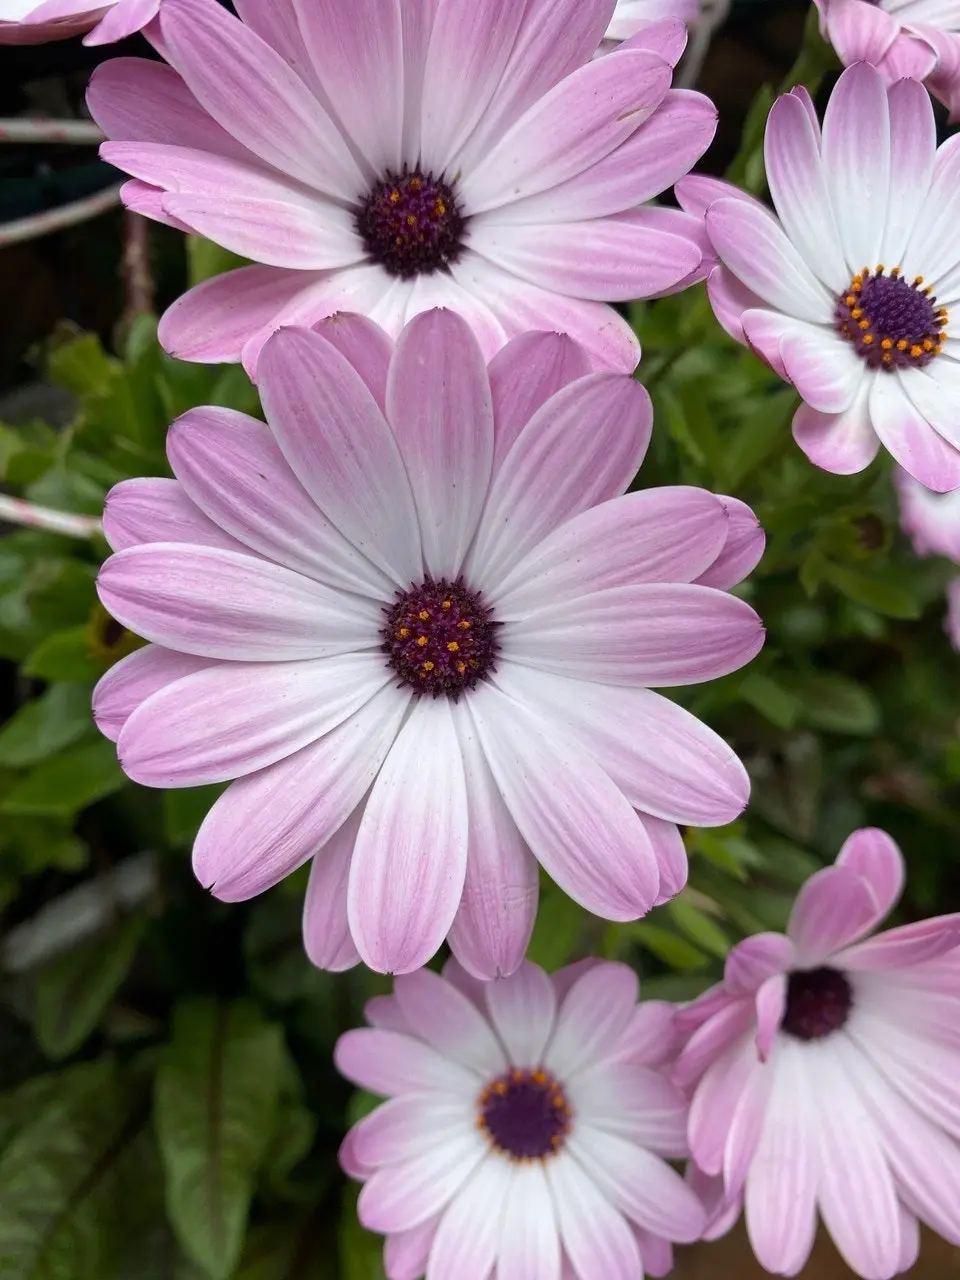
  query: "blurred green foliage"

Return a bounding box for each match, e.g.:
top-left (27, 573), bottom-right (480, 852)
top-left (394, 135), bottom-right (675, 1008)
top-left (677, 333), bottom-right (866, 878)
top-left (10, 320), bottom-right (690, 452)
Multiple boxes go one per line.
top-left (2, 53), bottom-right (960, 1270)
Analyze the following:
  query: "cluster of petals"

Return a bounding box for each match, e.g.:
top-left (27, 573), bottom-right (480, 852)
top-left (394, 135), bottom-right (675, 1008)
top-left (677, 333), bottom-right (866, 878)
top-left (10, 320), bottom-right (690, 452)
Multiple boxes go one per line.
top-left (92, 309), bottom-right (764, 980)
top-left (677, 62), bottom-right (960, 491)
top-left (0, 0), bottom-right (156, 45)
top-left (605, 0), bottom-right (699, 44)
top-left (813, 0), bottom-right (960, 120)
top-left (896, 464), bottom-right (960, 648)
top-left (86, 0), bottom-right (717, 376)
top-left (336, 956), bottom-right (705, 1280)
top-left (675, 827), bottom-right (960, 1280)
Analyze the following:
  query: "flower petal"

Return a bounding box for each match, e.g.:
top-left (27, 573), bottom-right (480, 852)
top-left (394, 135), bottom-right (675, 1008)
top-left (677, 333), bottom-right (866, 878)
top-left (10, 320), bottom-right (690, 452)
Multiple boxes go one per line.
top-left (835, 827), bottom-right (903, 921)
top-left (357, 1135), bottom-right (488, 1234)
top-left (92, 644), bottom-right (214, 742)
top-left (302, 809), bottom-right (361, 972)
top-left (724, 933), bottom-right (795, 995)
top-left (787, 864), bottom-right (880, 966)
top-left (427, 1155), bottom-right (511, 1279)
top-left (311, 312), bottom-right (393, 412)
top-left (103, 477), bottom-right (245, 554)
top-left (484, 961), bottom-right (558, 1067)
top-left (335, 1027), bottom-right (479, 1097)
top-left (497, 1162), bottom-right (561, 1280)
top-left (792, 378), bottom-right (879, 476)
top-left (547, 1157), bottom-right (642, 1280)
top-left (487, 331), bottom-right (591, 473)
top-left (546, 961), bottom-right (638, 1079)
top-left (695, 496), bottom-right (765, 589)
top-left (871, 372), bottom-right (960, 494)
top-left (821, 63), bottom-right (890, 273)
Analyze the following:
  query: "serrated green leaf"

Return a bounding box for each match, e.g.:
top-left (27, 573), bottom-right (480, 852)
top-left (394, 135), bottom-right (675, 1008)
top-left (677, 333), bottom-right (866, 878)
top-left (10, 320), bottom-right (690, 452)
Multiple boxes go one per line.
top-left (34, 914), bottom-right (146, 1061)
top-left (22, 628), bottom-right (103, 683)
top-left (0, 739), bottom-right (126, 818)
top-left (155, 999), bottom-right (285, 1279)
top-left (0, 684), bottom-right (95, 767)
top-left (0, 1058), bottom-right (147, 1280)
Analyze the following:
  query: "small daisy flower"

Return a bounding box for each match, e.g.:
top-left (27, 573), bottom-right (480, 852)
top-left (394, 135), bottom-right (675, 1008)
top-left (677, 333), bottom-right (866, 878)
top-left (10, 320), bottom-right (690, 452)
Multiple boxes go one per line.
top-left (812, 0), bottom-right (960, 121)
top-left (895, 465), bottom-right (960, 648)
top-left (87, 0), bottom-right (717, 376)
top-left (336, 957), bottom-right (705, 1279)
top-left (675, 827), bottom-right (960, 1280)
top-left (677, 63), bottom-right (960, 492)
top-left (0, 0), bottom-right (157, 45)
top-left (92, 310), bottom-right (764, 979)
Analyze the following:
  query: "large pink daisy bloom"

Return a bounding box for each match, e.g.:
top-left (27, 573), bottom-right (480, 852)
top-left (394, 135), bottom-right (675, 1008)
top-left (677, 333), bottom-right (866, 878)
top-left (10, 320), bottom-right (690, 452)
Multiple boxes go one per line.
top-left (92, 311), bottom-right (764, 978)
top-left (813, 0), bottom-right (960, 121)
top-left (336, 957), bottom-right (705, 1279)
top-left (675, 827), bottom-right (960, 1279)
top-left (0, 0), bottom-right (156, 45)
top-left (677, 63), bottom-right (960, 492)
top-left (86, 0), bottom-right (717, 377)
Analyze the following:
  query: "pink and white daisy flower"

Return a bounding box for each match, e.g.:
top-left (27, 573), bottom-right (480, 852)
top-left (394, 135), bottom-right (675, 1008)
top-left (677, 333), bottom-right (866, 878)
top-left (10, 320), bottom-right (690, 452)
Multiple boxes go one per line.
top-left (675, 827), bottom-right (960, 1280)
top-left (0, 0), bottom-right (157, 45)
top-left (676, 63), bottom-right (960, 492)
top-left (92, 310), bottom-right (764, 979)
top-left (812, 0), bottom-right (960, 122)
top-left (336, 957), bottom-right (705, 1279)
top-left (606, 0), bottom-right (700, 42)
top-left (86, 0), bottom-right (717, 377)
top-left (895, 465), bottom-right (960, 647)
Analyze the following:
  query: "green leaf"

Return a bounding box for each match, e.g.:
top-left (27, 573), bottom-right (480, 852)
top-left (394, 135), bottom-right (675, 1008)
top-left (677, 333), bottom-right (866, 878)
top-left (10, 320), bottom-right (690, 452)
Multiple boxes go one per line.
top-left (339, 1187), bottom-right (386, 1280)
top-left (22, 628), bottom-right (103, 683)
top-left (47, 333), bottom-right (116, 400)
top-left (1, 739), bottom-right (126, 819)
top-left (619, 922), bottom-right (710, 970)
top-left (155, 999), bottom-right (285, 1279)
top-left (187, 236), bottom-right (249, 287)
top-left (236, 1215), bottom-right (331, 1280)
top-left (738, 672), bottom-right (801, 730)
top-left (524, 883), bottom-right (585, 970)
top-left (0, 684), bottom-right (95, 767)
top-left (795, 672), bottom-right (881, 736)
top-left (0, 1058), bottom-right (147, 1280)
top-left (34, 914), bottom-right (147, 1061)
top-left (822, 562), bottom-right (921, 619)
top-left (667, 897), bottom-right (731, 960)
top-left (163, 785), bottom-right (227, 847)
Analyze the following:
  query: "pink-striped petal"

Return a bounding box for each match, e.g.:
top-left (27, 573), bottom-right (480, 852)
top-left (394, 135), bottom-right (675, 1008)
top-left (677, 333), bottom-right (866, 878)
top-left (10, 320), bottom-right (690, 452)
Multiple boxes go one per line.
top-left (92, 644), bottom-right (215, 742)
top-left (487, 331), bottom-right (591, 474)
top-left (498, 1162), bottom-right (561, 1280)
top-left (484, 961), bottom-right (558, 1067)
top-left (394, 968), bottom-right (506, 1075)
top-left (357, 1135), bottom-right (487, 1234)
top-left (754, 973), bottom-right (786, 1062)
top-left (694, 496), bottom-right (765, 589)
top-left (545, 962), bottom-right (638, 1079)
top-left (547, 1156), bottom-right (642, 1280)
top-left (821, 63), bottom-right (890, 272)
top-left (724, 933), bottom-right (794, 995)
top-left (835, 827), bottom-right (903, 920)
top-left (836, 915), bottom-right (960, 972)
top-left (792, 378), bottom-right (880, 476)
top-left (103, 477), bottom-right (245, 554)
top-left (871, 372), bottom-right (960, 493)
top-left (787, 864), bottom-right (880, 965)
top-left (311, 312), bottom-right (393, 413)
top-left (335, 1027), bottom-right (479, 1097)
top-left (302, 809), bottom-right (361, 973)
top-left (427, 1155), bottom-right (510, 1279)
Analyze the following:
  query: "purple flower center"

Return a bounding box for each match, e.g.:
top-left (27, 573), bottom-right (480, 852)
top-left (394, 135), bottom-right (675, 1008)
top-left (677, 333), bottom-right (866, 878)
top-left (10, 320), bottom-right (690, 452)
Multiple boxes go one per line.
top-left (380, 577), bottom-right (499, 699)
top-left (356, 168), bottom-right (465, 279)
top-left (781, 967), bottom-right (853, 1041)
top-left (478, 1068), bottom-right (573, 1161)
top-left (835, 266), bottom-right (948, 370)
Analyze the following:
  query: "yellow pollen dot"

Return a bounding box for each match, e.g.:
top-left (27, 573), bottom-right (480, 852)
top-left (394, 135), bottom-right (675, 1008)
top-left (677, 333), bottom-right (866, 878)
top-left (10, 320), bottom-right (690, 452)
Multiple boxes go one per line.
top-left (416, 635), bottom-right (428, 647)
top-left (532, 1071), bottom-right (547, 1085)
top-left (845, 295), bottom-right (857, 306)
top-left (388, 188), bottom-right (400, 203)
top-left (512, 1069), bottom-right (524, 1082)
top-left (858, 319), bottom-right (871, 331)
top-left (397, 627), bottom-right (410, 639)
top-left (914, 275), bottom-right (924, 286)
top-left (441, 600), bottom-right (452, 610)
top-left (882, 352), bottom-right (892, 363)
top-left (892, 266), bottom-right (901, 277)
top-left (456, 661), bottom-right (467, 674)
top-left (434, 199), bottom-right (446, 215)
top-left (406, 214), bottom-right (417, 226)
top-left (494, 1082), bottom-right (507, 1096)
top-left (876, 264), bottom-right (885, 274)
top-left (418, 610), bottom-right (429, 620)
top-left (881, 338), bottom-right (893, 350)
top-left (422, 660), bottom-right (435, 671)
top-left (458, 620), bottom-right (471, 630)
top-left (447, 641), bottom-right (460, 652)
top-left (863, 334), bottom-right (874, 345)
top-left (409, 177), bottom-right (422, 191)
top-left (851, 308), bottom-right (863, 319)
top-left (911, 344), bottom-right (923, 357)
top-left (897, 339), bottom-right (908, 350)
top-left (923, 338), bottom-right (935, 351)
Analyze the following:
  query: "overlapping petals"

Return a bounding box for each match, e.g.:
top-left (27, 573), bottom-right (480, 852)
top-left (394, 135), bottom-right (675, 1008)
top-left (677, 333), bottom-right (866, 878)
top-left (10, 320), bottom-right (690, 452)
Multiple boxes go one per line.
top-left (93, 310), bottom-right (763, 979)
top-left (677, 65), bottom-right (960, 491)
top-left (88, 0), bottom-right (717, 375)
top-left (336, 958), bottom-right (703, 1279)
top-left (0, 0), bottom-right (158, 45)
top-left (675, 827), bottom-right (960, 1279)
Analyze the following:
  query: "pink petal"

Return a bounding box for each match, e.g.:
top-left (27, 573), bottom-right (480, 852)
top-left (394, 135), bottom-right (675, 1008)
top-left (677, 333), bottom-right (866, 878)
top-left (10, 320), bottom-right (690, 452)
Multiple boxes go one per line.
top-left (633, 1228), bottom-right (674, 1279)
top-left (724, 933), bottom-right (794, 995)
top-left (394, 968), bottom-right (506, 1075)
top-left (821, 63), bottom-right (890, 271)
top-left (672, 999), bottom-right (753, 1092)
top-left (492, 487), bottom-right (730, 615)
top-left (350, 1096), bottom-right (471, 1170)
top-left (483, 961), bottom-right (558, 1066)
top-left (787, 864), bottom-right (880, 966)
top-left (334, 1027), bottom-right (479, 1097)
top-left (754, 974), bottom-right (786, 1063)
top-left (258, 325), bottom-right (422, 586)
top-left (383, 1218), bottom-right (440, 1280)
top-left (302, 809), bottom-right (361, 972)
top-left (103, 477), bottom-right (244, 554)
top-left (881, 77), bottom-right (937, 266)
top-left (385, 309), bottom-right (494, 580)
top-left (339, 1127), bottom-right (374, 1181)
top-left (426, 1156), bottom-right (510, 1278)
top-left (363, 994), bottom-right (411, 1036)
top-left (547, 1156), bottom-right (643, 1280)
top-left (461, 48), bottom-right (672, 215)
top-left (118, 651), bottom-right (388, 787)
top-left (550, 958), bottom-right (604, 1004)
top-left (871, 373), bottom-right (960, 494)
top-left (498, 1162), bottom-right (561, 1280)
top-left (167, 406), bottom-right (393, 598)
top-left (348, 699), bottom-right (469, 975)
top-left (741, 309), bottom-right (862, 414)
top-left (311, 312), bottom-right (393, 413)
top-left (493, 665), bottom-right (750, 826)
top-left (835, 826), bottom-right (903, 920)
top-left (192, 683), bottom-right (408, 902)
top-left (88, 56), bottom-right (251, 157)
top-left (694, 496), bottom-right (765, 589)
top-left (792, 379), bottom-right (880, 476)
top-left (158, 266), bottom-right (309, 366)
top-left (836, 915), bottom-right (960, 972)
top-left (487, 331), bottom-right (591, 474)
top-left (97, 544), bottom-right (379, 661)
top-left (570, 1062), bottom-right (688, 1157)
top-left (468, 683), bottom-right (660, 921)
top-left (644, 813), bottom-right (688, 906)
top-left (466, 373), bottom-right (651, 588)
top-left (506, 583), bottom-right (765, 687)
top-left (821, 0), bottom-right (898, 64)
top-left (358, 1137), bottom-right (487, 1234)
top-left (687, 1038), bottom-right (757, 1175)
top-left (92, 644), bottom-right (214, 743)
top-left (616, 16), bottom-right (688, 65)
top-left (608, 1001), bottom-right (678, 1068)
top-left (705, 265), bottom-right (764, 346)
top-left (447, 705), bottom-right (538, 981)
top-left (545, 961), bottom-right (638, 1079)
top-left (157, 0), bottom-right (364, 197)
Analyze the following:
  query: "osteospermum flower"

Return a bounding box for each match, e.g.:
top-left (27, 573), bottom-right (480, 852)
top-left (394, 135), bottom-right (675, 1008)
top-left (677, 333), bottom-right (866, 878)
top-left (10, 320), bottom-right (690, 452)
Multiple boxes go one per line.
top-left (336, 957), bottom-right (705, 1279)
top-left (0, 0), bottom-right (156, 44)
top-left (677, 64), bottom-right (960, 492)
top-left (92, 310), bottom-right (764, 978)
top-left (86, 0), bottom-right (717, 376)
top-left (812, 0), bottom-right (960, 120)
top-left (895, 465), bottom-right (960, 649)
top-left (675, 827), bottom-right (960, 1280)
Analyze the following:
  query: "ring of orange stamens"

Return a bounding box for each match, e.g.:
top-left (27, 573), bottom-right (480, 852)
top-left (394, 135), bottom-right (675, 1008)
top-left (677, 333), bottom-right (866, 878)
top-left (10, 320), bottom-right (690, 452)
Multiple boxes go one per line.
top-left (835, 265), bottom-right (947, 370)
top-left (477, 1067), bottom-right (573, 1162)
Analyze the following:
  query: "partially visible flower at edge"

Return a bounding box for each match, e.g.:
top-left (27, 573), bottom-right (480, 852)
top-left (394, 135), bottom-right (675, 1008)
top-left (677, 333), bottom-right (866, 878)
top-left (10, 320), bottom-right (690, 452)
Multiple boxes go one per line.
top-left (895, 464), bottom-right (960, 649)
top-left (674, 826), bottom-right (960, 1280)
top-left (92, 309), bottom-right (765, 980)
top-left (88, 0), bottom-right (717, 377)
top-left (677, 63), bottom-right (960, 492)
top-left (336, 956), bottom-right (704, 1280)
top-left (606, 0), bottom-right (700, 43)
top-left (812, 0), bottom-right (960, 122)
top-left (0, 0), bottom-right (157, 46)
